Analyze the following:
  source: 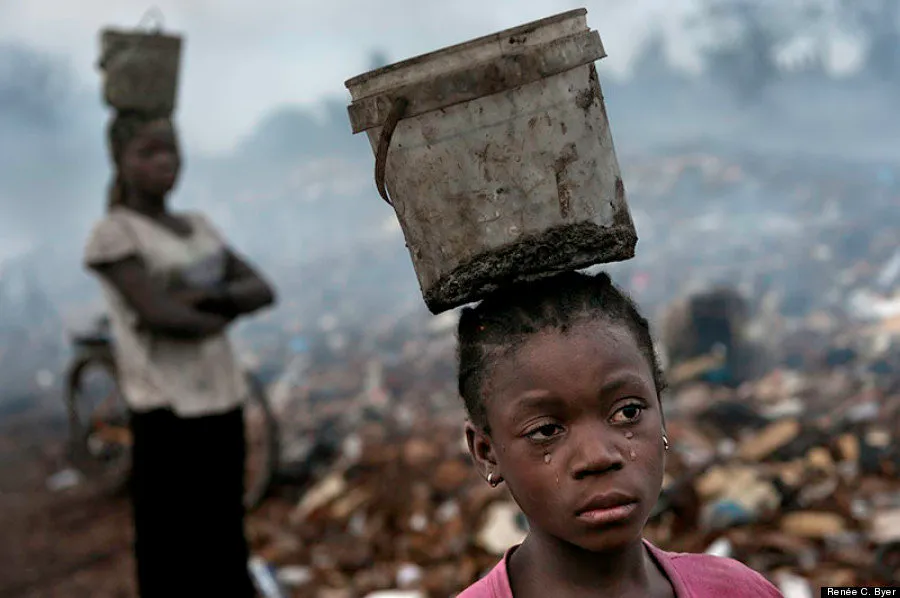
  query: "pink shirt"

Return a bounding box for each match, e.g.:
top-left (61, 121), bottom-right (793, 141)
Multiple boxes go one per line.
top-left (457, 540), bottom-right (783, 597)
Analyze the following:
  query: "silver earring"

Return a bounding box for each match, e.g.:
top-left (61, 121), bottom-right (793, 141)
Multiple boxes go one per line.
top-left (488, 472), bottom-right (499, 487)
top-left (663, 435), bottom-right (670, 452)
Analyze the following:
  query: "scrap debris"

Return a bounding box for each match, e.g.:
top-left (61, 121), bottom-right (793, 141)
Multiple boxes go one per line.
top-left (244, 310), bottom-right (900, 596)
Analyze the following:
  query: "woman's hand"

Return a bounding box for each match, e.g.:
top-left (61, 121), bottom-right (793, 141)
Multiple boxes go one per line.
top-left (171, 285), bottom-right (240, 321)
top-left (170, 288), bottom-right (217, 308)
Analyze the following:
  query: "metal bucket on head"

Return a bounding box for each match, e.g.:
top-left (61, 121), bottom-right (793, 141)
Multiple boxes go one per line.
top-left (98, 12), bottom-right (182, 115)
top-left (345, 8), bottom-right (637, 314)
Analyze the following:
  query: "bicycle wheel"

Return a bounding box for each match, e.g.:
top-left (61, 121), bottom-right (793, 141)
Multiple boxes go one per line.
top-left (242, 371), bottom-right (279, 511)
top-left (65, 356), bottom-right (278, 509)
top-left (64, 353), bottom-right (132, 488)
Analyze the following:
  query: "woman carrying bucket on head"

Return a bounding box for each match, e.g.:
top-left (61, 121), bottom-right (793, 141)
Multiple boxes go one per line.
top-left (86, 25), bottom-right (275, 597)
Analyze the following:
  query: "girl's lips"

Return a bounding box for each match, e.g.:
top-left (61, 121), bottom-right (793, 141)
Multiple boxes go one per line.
top-left (575, 501), bottom-right (639, 525)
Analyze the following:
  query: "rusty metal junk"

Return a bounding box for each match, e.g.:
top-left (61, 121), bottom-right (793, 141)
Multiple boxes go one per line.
top-left (345, 8), bottom-right (637, 314)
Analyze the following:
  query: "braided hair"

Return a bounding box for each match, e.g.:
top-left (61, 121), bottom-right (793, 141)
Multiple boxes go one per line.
top-left (457, 271), bottom-right (666, 432)
top-left (105, 110), bottom-right (171, 211)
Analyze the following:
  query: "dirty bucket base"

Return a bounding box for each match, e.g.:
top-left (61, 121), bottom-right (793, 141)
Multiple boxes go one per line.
top-left (423, 221), bottom-right (638, 314)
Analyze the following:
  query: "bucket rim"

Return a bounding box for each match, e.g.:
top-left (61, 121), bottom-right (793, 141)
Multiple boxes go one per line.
top-left (99, 26), bottom-right (183, 39)
top-left (344, 8), bottom-right (587, 91)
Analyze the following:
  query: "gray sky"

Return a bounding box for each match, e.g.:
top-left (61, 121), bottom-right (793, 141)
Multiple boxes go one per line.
top-left (0, 0), bottom-right (701, 153)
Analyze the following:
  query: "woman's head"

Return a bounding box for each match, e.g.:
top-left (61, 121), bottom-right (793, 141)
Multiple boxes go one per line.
top-left (458, 271), bottom-right (667, 553)
top-left (107, 111), bottom-right (180, 210)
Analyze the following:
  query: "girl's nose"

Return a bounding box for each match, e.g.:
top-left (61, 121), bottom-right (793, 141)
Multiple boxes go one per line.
top-left (570, 422), bottom-right (625, 480)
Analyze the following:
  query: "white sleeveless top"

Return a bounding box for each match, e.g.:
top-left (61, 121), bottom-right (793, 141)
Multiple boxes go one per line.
top-left (83, 207), bottom-right (247, 417)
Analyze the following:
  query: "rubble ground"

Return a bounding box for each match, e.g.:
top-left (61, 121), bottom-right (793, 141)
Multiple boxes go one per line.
top-left (0, 412), bottom-right (135, 598)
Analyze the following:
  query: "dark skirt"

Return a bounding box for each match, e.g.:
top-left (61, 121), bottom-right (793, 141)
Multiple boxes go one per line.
top-left (130, 406), bottom-right (255, 597)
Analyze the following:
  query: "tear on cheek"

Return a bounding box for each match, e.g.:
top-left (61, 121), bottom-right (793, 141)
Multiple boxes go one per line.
top-left (625, 431), bottom-right (637, 459)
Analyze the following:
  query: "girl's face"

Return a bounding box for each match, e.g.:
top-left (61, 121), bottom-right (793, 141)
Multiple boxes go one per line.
top-left (120, 119), bottom-right (180, 198)
top-left (466, 319), bottom-right (666, 553)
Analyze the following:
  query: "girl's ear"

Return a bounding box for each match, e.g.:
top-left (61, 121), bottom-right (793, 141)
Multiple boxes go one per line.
top-left (465, 420), bottom-right (500, 482)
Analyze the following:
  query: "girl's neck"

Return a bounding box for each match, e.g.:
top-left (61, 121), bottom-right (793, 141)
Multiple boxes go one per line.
top-left (509, 532), bottom-right (661, 597)
top-left (123, 193), bottom-right (168, 218)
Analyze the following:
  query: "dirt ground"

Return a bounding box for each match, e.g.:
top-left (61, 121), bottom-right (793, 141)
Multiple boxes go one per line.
top-left (0, 411), bottom-right (138, 598)
top-left (0, 407), bottom-right (311, 598)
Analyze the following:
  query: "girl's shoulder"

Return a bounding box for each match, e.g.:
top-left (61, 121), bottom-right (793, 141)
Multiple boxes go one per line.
top-left (456, 542), bottom-right (784, 598)
top-left (648, 542), bottom-right (784, 597)
top-left (456, 553), bottom-right (512, 598)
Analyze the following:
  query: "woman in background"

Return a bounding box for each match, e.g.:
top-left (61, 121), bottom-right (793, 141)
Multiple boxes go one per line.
top-left (84, 110), bottom-right (275, 597)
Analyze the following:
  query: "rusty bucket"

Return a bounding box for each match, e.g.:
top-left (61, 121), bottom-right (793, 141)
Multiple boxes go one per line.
top-left (98, 17), bottom-right (182, 115)
top-left (345, 8), bottom-right (637, 314)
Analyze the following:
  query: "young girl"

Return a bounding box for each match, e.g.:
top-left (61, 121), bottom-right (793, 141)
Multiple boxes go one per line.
top-left (456, 271), bottom-right (782, 597)
top-left (83, 110), bottom-right (275, 597)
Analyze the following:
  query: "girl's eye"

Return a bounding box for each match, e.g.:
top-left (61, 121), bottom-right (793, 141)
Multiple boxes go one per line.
top-left (526, 423), bottom-right (564, 441)
top-left (611, 403), bottom-right (645, 424)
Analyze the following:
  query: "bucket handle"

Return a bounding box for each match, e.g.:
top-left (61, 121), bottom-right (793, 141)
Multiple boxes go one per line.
top-left (374, 96), bottom-right (409, 206)
top-left (137, 7), bottom-right (166, 33)
top-left (98, 7), bottom-right (167, 71)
